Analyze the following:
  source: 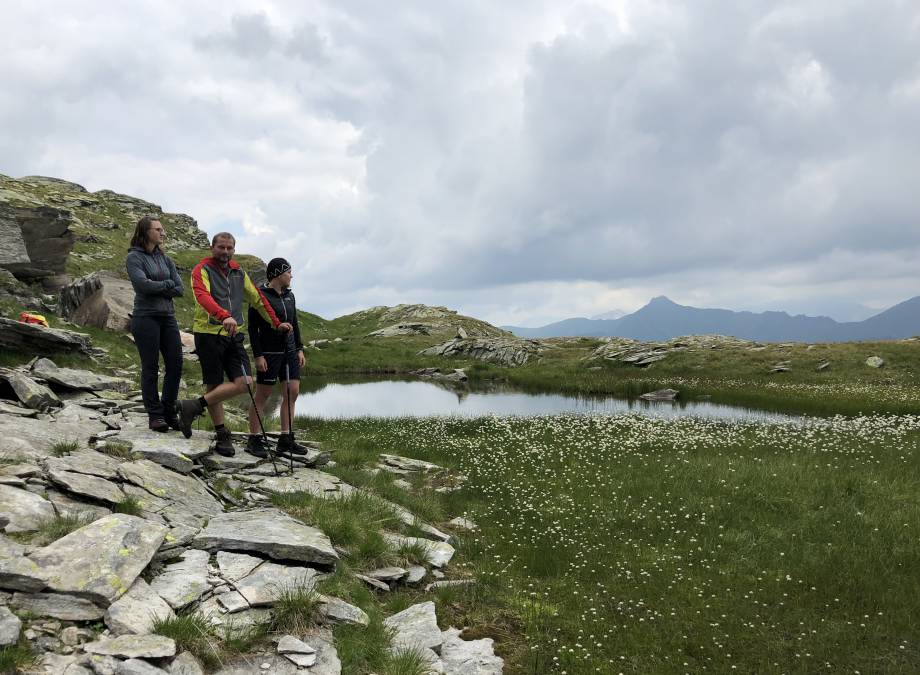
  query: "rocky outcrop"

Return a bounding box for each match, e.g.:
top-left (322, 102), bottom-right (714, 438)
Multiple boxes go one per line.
top-left (0, 317), bottom-right (95, 355)
top-left (59, 271), bottom-right (135, 331)
top-left (420, 336), bottom-right (543, 367)
top-left (346, 303), bottom-right (510, 339)
top-left (587, 334), bottom-right (757, 367)
top-left (0, 190), bottom-right (75, 289)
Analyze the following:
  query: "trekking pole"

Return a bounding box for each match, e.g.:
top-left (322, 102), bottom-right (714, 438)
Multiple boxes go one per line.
top-left (226, 330), bottom-right (280, 477)
top-left (284, 332), bottom-right (296, 473)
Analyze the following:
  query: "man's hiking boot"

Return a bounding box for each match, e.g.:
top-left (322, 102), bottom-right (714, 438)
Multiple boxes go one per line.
top-left (245, 434), bottom-right (269, 459)
top-left (148, 418), bottom-right (169, 433)
top-left (175, 399), bottom-right (204, 439)
top-left (277, 432), bottom-right (308, 456)
top-left (165, 414), bottom-right (181, 432)
top-left (214, 427), bottom-right (235, 457)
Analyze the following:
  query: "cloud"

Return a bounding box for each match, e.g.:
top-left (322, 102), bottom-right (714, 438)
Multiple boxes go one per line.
top-left (1, 1), bottom-right (919, 324)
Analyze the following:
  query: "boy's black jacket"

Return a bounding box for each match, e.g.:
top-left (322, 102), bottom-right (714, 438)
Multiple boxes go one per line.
top-left (247, 283), bottom-right (304, 357)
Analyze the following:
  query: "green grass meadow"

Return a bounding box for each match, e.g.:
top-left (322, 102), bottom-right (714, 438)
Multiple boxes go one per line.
top-left (295, 413), bottom-right (920, 674)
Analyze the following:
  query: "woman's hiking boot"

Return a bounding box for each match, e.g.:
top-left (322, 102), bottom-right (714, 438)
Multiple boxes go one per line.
top-left (214, 427), bottom-right (235, 457)
top-left (148, 418), bottom-right (169, 433)
top-left (245, 434), bottom-right (270, 459)
top-left (277, 432), bottom-right (308, 455)
top-left (175, 399), bottom-right (204, 439)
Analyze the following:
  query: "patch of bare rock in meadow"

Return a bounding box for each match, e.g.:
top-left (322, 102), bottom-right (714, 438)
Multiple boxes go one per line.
top-left (0, 359), bottom-right (501, 674)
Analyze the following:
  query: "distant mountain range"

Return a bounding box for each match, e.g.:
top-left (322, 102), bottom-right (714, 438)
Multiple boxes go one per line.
top-left (503, 295), bottom-right (920, 342)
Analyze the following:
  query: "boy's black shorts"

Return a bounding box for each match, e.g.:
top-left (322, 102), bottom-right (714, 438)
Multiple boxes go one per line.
top-left (194, 333), bottom-right (252, 385)
top-left (256, 351), bottom-right (301, 385)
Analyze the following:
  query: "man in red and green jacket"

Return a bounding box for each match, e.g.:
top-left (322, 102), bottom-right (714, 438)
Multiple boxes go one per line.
top-left (175, 232), bottom-right (292, 456)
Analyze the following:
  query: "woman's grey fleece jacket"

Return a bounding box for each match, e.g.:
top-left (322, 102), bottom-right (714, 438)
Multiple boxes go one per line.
top-left (126, 246), bottom-right (184, 316)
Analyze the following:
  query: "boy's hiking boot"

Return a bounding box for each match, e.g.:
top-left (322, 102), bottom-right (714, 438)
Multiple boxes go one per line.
top-left (165, 414), bottom-right (182, 432)
top-left (277, 432), bottom-right (308, 456)
top-left (214, 427), bottom-right (235, 457)
top-left (245, 434), bottom-right (269, 459)
top-left (148, 418), bottom-right (169, 433)
top-left (175, 399), bottom-right (204, 439)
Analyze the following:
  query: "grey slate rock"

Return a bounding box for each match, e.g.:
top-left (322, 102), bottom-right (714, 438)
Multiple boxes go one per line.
top-left (234, 561), bottom-right (318, 607)
top-left (440, 627), bottom-right (504, 674)
top-left (385, 601), bottom-right (443, 653)
top-left (192, 508), bottom-right (337, 565)
top-left (116, 659), bottom-right (170, 675)
top-left (28, 513), bottom-right (167, 606)
top-left (45, 450), bottom-right (123, 480)
top-left (105, 578), bottom-right (175, 635)
top-left (84, 634), bottom-right (177, 659)
top-left (48, 469), bottom-right (126, 504)
top-left (215, 551), bottom-right (263, 581)
top-left (150, 549), bottom-right (210, 610)
top-left (167, 652), bottom-right (205, 675)
top-left (0, 605), bottom-right (21, 647)
top-left (0, 483), bottom-right (55, 532)
top-left (11, 591), bottom-right (105, 620)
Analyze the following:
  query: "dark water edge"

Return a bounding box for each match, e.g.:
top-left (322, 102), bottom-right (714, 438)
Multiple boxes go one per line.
top-left (273, 376), bottom-right (800, 422)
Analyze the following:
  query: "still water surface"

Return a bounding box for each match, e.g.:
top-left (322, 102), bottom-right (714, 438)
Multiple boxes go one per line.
top-left (285, 378), bottom-right (796, 422)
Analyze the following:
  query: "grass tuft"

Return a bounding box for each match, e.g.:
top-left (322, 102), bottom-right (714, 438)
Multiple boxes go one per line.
top-left (153, 613), bottom-right (222, 669)
top-left (49, 439), bottom-right (80, 457)
top-left (97, 440), bottom-right (136, 459)
top-left (32, 513), bottom-right (94, 545)
top-left (0, 642), bottom-right (35, 673)
top-left (383, 648), bottom-right (436, 675)
top-left (271, 582), bottom-right (321, 634)
top-left (112, 495), bottom-right (143, 516)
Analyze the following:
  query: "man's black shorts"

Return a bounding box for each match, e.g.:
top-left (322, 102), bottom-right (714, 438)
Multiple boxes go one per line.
top-left (194, 333), bottom-right (252, 385)
top-left (256, 351), bottom-right (301, 385)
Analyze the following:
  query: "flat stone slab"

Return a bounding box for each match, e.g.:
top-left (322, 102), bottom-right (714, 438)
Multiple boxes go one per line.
top-left (84, 634), bottom-right (177, 659)
top-left (277, 635), bottom-right (316, 655)
top-left (379, 454), bottom-right (445, 473)
top-left (150, 549), bottom-right (210, 610)
top-left (105, 578), bottom-right (175, 635)
top-left (384, 533), bottom-right (455, 568)
top-left (316, 595), bottom-right (369, 626)
top-left (256, 468), bottom-right (355, 499)
top-left (199, 453), bottom-right (261, 471)
top-left (192, 508), bottom-right (338, 565)
top-left (32, 359), bottom-right (129, 392)
top-left (0, 416), bottom-right (106, 458)
top-left (11, 591), bottom-right (105, 620)
top-left (0, 401), bottom-right (37, 417)
top-left (385, 601), bottom-right (443, 653)
top-left (118, 658), bottom-right (171, 675)
top-left (168, 652), bottom-right (206, 675)
top-left (216, 551), bottom-right (263, 581)
top-left (0, 534), bottom-right (47, 591)
top-left (0, 370), bottom-right (61, 409)
top-left (45, 450), bottom-right (124, 480)
top-left (48, 468), bottom-right (125, 504)
top-left (111, 429), bottom-right (213, 474)
top-left (46, 489), bottom-right (112, 520)
top-left (118, 460), bottom-right (223, 527)
top-left (0, 605), bottom-right (22, 647)
top-left (216, 590), bottom-right (249, 613)
top-left (0, 483), bottom-right (55, 532)
top-left (300, 629), bottom-right (341, 675)
top-left (234, 561), bottom-right (318, 607)
top-left (28, 513), bottom-right (167, 606)
top-left (440, 627), bottom-right (503, 674)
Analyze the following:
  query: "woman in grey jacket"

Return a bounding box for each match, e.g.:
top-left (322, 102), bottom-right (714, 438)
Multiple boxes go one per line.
top-left (126, 216), bottom-right (184, 431)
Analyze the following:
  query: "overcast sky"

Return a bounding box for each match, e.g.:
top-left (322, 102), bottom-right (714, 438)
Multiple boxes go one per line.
top-left (2, 1), bottom-right (919, 325)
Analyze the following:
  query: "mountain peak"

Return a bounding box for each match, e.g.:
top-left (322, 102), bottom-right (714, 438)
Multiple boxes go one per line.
top-left (646, 295), bottom-right (678, 307)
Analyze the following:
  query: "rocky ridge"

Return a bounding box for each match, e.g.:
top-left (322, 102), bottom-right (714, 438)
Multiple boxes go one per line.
top-left (0, 358), bottom-right (501, 674)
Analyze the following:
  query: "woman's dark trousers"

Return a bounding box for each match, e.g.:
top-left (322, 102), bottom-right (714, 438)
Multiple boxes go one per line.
top-left (131, 314), bottom-right (183, 420)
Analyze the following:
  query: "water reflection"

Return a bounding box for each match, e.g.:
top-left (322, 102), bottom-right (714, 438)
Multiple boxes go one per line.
top-left (282, 377), bottom-right (797, 422)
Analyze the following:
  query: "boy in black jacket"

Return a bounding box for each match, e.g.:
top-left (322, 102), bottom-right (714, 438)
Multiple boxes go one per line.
top-left (245, 258), bottom-right (308, 457)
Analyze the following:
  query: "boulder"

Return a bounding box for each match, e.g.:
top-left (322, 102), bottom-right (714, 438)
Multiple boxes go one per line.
top-left (192, 508), bottom-right (338, 565)
top-left (0, 483), bottom-right (55, 532)
top-left (315, 595), bottom-right (369, 626)
top-left (385, 601), bottom-right (443, 653)
top-left (32, 358), bottom-right (129, 392)
top-left (0, 369), bottom-right (62, 409)
top-left (28, 514), bottom-right (168, 606)
top-left (866, 356), bottom-right (885, 368)
top-left (105, 578), bottom-right (175, 635)
top-left (0, 317), bottom-right (94, 355)
top-left (383, 533), bottom-right (455, 567)
top-left (60, 272), bottom-right (135, 332)
top-left (0, 605), bottom-right (22, 647)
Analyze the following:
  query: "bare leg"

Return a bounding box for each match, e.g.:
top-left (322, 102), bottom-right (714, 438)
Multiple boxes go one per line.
top-left (204, 378), bottom-right (247, 426)
top-left (280, 378), bottom-right (300, 433)
top-left (249, 384), bottom-right (274, 434)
